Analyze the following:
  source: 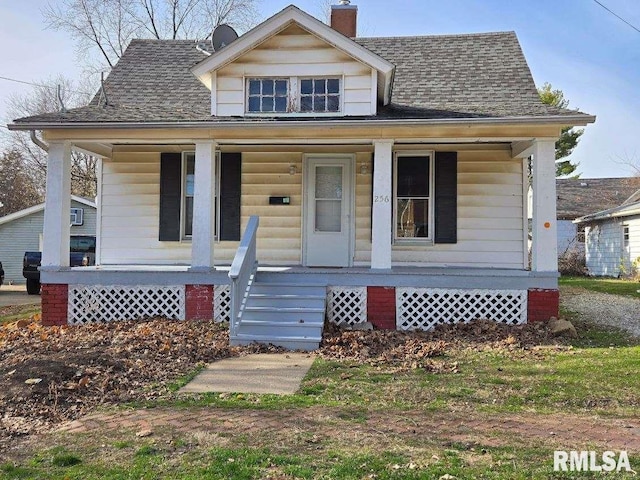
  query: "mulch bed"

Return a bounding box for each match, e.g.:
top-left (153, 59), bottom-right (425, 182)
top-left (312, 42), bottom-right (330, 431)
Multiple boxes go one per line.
top-left (0, 316), bottom-right (558, 444)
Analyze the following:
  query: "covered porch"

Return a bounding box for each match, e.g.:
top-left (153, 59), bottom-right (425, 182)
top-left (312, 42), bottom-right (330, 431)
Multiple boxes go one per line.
top-left (37, 125), bottom-right (561, 333)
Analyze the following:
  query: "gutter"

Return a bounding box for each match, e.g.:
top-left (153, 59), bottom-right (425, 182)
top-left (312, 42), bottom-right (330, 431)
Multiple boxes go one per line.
top-left (8, 114), bottom-right (597, 131)
top-left (30, 130), bottom-right (49, 152)
top-left (574, 204), bottom-right (640, 224)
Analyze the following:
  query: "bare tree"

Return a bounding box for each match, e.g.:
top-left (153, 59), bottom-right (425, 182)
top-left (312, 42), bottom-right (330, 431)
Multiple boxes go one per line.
top-left (0, 149), bottom-right (43, 216)
top-left (6, 76), bottom-right (98, 199)
top-left (43, 0), bottom-right (260, 74)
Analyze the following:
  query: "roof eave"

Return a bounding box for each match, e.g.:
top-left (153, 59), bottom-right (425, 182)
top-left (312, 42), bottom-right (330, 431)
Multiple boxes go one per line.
top-left (7, 114), bottom-right (597, 131)
top-left (574, 203), bottom-right (640, 223)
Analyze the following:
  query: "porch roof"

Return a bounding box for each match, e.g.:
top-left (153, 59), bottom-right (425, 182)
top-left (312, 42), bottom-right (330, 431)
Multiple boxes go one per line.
top-left (11, 32), bottom-right (592, 128)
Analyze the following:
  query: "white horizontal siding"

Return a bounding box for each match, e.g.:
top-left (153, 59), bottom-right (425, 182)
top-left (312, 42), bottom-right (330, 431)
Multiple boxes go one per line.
top-left (391, 150), bottom-right (526, 269)
top-left (214, 24), bottom-right (374, 116)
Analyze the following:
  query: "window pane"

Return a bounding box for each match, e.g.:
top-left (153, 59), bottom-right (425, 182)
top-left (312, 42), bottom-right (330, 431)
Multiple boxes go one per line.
top-left (327, 78), bottom-right (340, 93)
top-left (397, 156), bottom-right (430, 197)
top-left (262, 79), bottom-right (274, 95)
top-left (314, 79), bottom-right (326, 94)
top-left (248, 96), bottom-right (260, 112)
top-left (300, 96), bottom-right (312, 112)
top-left (249, 80), bottom-right (261, 95)
top-left (315, 200), bottom-right (341, 232)
top-left (185, 174), bottom-right (195, 196)
top-left (275, 96), bottom-right (287, 112)
top-left (396, 199), bottom-right (429, 238)
top-left (275, 79), bottom-right (288, 95)
top-left (301, 79), bottom-right (313, 95)
top-left (315, 166), bottom-right (342, 199)
top-left (184, 197), bottom-right (194, 237)
top-left (327, 95), bottom-right (340, 112)
top-left (262, 96), bottom-right (274, 112)
top-left (315, 95), bottom-right (326, 112)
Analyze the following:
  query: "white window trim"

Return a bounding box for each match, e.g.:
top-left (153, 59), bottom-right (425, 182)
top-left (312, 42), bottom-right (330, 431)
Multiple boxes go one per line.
top-left (393, 151), bottom-right (435, 245)
top-left (180, 151), bottom-right (221, 242)
top-left (245, 77), bottom-right (290, 114)
top-left (244, 75), bottom-right (344, 116)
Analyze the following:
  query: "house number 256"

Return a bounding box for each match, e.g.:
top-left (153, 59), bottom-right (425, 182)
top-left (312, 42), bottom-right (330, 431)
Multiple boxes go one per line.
top-left (374, 195), bottom-right (390, 203)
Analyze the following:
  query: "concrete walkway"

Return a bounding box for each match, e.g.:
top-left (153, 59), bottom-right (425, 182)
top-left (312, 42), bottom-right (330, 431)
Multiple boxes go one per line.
top-left (180, 353), bottom-right (315, 395)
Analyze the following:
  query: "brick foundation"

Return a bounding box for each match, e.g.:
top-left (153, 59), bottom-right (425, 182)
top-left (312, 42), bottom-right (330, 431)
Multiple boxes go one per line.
top-left (527, 288), bottom-right (559, 322)
top-left (41, 284), bottom-right (69, 326)
top-left (367, 286), bottom-right (396, 329)
top-left (185, 285), bottom-right (214, 320)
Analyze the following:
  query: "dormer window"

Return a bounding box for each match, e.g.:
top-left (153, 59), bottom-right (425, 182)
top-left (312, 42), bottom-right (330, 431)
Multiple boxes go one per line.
top-left (245, 77), bottom-right (342, 114)
top-left (300, 78), bottom-right (341, 113)
top-left (247, 78), bottom-right (289, 113)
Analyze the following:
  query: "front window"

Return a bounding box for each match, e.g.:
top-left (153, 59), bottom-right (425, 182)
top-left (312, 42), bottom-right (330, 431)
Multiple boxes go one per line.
top-left (300, 78), bottom-right (340, 112)
top-left (394, 153), bottom-right (433, 242)
top-left (247, 78), bottom-right (288, 113)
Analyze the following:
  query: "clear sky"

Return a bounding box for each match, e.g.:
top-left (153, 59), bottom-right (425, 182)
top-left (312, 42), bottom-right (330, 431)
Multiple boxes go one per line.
top-left (1, 0), bottom-right (639, 178)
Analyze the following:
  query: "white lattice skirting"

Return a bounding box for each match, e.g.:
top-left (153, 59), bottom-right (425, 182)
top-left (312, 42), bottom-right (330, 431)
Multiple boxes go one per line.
top-left (214, 285), bottom-right (230, 323)
top-left (326, 286), bottom-right (367, 326)
top-left (396, 288), bottom-right (527, 331)
top-left (68, 285), bottom-right (185, 325)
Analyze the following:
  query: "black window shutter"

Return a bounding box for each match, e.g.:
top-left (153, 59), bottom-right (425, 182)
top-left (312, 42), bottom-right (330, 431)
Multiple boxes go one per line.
top-left (220, 152), bottom-right (242, 241)
top-left (159, 152), bottom-right (182, 241)
top-left (434, 152), bottom-right (458, 244)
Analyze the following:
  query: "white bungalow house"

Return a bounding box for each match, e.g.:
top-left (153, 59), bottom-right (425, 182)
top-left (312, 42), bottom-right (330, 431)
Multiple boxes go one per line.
top-left (9, 2), bottom-right (594, 349)
top-left (574, 190), bottom-right (640, 277)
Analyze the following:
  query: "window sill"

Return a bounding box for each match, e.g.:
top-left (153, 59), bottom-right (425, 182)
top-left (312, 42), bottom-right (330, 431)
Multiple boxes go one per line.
top-left (393, 240), bottom-right (434, 248)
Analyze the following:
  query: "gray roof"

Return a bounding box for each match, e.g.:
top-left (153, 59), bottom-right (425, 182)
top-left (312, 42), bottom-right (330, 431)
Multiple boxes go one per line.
top-left (556, 177), bottom-right (640, 220)
top-left (13, 32), bottom-right (588, 125)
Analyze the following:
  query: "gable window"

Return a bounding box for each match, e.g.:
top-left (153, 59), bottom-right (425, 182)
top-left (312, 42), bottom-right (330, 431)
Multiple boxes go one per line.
top-left (300, 78), bottom-right (340, 112)
top-left (394, 152), bottom-right (434, 242)
top-left (247, 78), bottom-right (288, 113)
top-left (181, 152), bottom-right (219, 240)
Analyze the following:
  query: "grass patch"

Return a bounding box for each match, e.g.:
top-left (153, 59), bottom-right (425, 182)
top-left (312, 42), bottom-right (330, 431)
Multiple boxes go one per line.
top-left (0, 304), bottom-right (41, 325)
top-left (560, 275), bottom-right (640, 297)
top-left (167, 364), bottom-right (206, 392)
top-left (51, 453), bottom-right (82, 467)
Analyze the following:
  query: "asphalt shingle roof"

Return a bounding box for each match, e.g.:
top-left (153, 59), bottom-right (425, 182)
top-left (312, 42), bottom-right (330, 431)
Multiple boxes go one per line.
top-left (556, 177), bottom-right (640, 220)
top-left (13, 31), bottom-right (588, 125)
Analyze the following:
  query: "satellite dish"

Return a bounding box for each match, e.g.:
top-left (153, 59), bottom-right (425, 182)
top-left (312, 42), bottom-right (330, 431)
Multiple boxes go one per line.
top-left (212, 24), bottom-right (238, 51)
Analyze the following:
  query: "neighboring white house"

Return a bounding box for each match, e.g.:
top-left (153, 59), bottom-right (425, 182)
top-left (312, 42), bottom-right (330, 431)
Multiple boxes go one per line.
top-left (555, 178), bottom-right (640, 257)
top-left (0, 196), bottom-right (97, 284)
top-left (574, 190), bottom-right (640, 277)
top-left (8, 2), bottom-right (595, 347)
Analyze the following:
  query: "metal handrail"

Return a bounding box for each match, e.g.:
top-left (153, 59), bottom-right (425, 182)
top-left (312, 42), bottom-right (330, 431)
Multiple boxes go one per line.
top-left (228, 216), bottom-right (259, 337)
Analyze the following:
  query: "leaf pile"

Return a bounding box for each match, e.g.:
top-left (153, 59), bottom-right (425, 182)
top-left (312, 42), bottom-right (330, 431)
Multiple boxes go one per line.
top-left (320, 319), bottom-right (557, 368)
top-left (0, 318), bottom-right (278, 442)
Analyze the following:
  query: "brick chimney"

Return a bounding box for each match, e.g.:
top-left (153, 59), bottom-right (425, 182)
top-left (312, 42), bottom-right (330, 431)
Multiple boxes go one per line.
top-left (330, 0), bottom-right (357, 38)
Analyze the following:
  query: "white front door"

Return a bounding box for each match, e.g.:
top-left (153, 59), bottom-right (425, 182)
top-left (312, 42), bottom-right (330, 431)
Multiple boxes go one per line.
top-left (304, 156), bottom-right (353, 267)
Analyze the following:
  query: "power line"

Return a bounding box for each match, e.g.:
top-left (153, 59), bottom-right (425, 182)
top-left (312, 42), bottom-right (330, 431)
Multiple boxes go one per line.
top-left (592, 0), bottom-right (640, 34)
top-left (0, 75), bottom-right (93, 96)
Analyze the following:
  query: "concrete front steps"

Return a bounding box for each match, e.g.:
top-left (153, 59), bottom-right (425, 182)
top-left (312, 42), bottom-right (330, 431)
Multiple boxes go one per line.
top-left (230, 280), bottom-right (327, 351)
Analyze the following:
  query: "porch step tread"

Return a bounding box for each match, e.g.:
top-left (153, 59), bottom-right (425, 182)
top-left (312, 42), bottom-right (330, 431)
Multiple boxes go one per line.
top-left (232, 333), bottom-right (322, 342)
top-left (248, 294), bottom-right (326, 300)
top-left (251, 282), bottom-right (327, 288)
top-left (244, 306), bottom-right (325, 313)
top-left (241, 319), bottom-right (323, 327)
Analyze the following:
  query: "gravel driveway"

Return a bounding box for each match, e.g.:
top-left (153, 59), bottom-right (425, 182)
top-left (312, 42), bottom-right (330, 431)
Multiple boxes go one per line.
top-left (560, 286), bottom-right (640, 337)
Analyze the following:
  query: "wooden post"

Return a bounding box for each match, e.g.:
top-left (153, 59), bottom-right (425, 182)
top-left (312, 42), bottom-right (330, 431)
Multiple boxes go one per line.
top-left (371, 140), bottom-right (393, 269)
top-left (42, 141), bottom-right (71, 268)
top-left (191, 141), bottom-right (217, 270)
top-left (531, 139), bottom-right (557, 272)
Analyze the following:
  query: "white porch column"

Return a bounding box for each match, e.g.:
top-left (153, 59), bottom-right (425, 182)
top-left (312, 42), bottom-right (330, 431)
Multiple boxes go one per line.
top-left (190, 141), bottom-right (217, 270)
top-left (531, 139), bottom-right (557, 272)
top-left (371, 140), bottom-right (394, 269)
top-left (42, 141), bottom-right (72, 268)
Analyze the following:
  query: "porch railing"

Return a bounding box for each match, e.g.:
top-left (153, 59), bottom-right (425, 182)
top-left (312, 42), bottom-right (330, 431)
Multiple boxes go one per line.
top-left (228, 216), bottom-right (259, 337)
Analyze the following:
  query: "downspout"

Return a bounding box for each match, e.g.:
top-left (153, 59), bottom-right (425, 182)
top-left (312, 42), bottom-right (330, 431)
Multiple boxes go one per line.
top-left (30, 130), bottom-right (49, 152)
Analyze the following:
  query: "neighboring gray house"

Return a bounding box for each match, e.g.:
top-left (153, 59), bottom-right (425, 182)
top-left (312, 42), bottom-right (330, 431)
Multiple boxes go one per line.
top-left (555, 178), bottom-right (640, 256)
top-left (575, 190), bottom-right (640, 277)
top-left (0, 196), bottom-right (96, 284)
